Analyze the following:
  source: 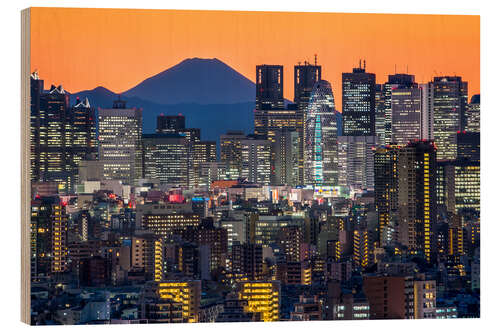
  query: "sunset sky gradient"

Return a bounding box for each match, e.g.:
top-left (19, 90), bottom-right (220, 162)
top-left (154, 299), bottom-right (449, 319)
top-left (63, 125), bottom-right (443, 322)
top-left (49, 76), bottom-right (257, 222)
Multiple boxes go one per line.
top-left (30, 7), bottom-right (480, 105)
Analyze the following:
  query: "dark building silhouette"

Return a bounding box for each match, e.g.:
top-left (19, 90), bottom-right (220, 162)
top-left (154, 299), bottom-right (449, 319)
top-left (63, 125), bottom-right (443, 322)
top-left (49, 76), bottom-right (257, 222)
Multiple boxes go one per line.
top-left (156, 114), bottom-right (186, 133)
top-left (255, 65), bottom-right (284, 111)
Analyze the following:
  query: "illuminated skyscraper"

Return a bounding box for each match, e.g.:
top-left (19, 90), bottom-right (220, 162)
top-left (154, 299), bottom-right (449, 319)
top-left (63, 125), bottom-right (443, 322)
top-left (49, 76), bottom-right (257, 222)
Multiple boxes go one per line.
top-left (337, 136), bottom-right (377, 191)
top-left (255, 65), bottom-right (284, 112)
top-left (374, 84), bottom-right (386, 144)
top-left (342, 61), bottom-right (376, 136)
top-left (295, 60), bottom-right (322, 184)
top-left (374, 145), bottom-right (401, 245)
top-left (30, 76), bottom-right (73, 192)
top-left (69, 97), bottom-right (97, 186)
top-left (304, 80), bottom-right (339, 185)
top-left (220, 131), bottom-right (247, 179)
top-left (431, 76), bottom-right (468, 160)
top-left (241, 136), bottom-right (272, 185)
top-left (142, 133), bottom-right (189, 187)
top-left (390, 77), bottom-right (423, 144)
top-left (465, 94), bottom-right (480, 132)
top-left (98, 98), bottom-right (143, 185)
top-left (382, 73), bottom-right (415, 144)
top-left (397, 140), bottom-right (437, 262)
top-left (272, 129), bottom-right (300, 186)
top-left (192, 141), bottom-right (217, 188)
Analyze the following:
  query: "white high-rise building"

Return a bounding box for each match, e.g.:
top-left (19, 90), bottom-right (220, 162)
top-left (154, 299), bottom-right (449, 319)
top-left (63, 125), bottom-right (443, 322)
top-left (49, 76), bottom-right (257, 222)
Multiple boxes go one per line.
top-left (98, 99), bottom-right (142, 185)
top-left (337, 136), bottom-right (377, 191)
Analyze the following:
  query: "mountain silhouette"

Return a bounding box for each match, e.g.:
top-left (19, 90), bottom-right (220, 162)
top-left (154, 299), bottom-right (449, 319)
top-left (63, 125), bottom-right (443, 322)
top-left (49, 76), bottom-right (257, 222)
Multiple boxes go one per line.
top-left (69, 86), bottom-right (254, 142)
top-left (121, 58), bottom-right (256, 105)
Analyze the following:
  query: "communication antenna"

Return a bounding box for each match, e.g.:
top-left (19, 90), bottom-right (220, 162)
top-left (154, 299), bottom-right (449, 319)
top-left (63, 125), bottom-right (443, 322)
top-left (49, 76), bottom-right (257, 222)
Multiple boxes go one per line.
top-left (363, 59), bottom-right (366, 70)
top-left (314, 54), bottom-right (318, 66)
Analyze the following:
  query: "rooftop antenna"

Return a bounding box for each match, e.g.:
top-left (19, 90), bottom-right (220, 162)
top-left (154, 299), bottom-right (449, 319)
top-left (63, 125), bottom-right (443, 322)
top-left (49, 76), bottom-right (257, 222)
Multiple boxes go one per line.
top-left (363, 59), bottom-right (366, 70)
top-left (314, 54), bottom-right (318, 66)
top-left (359, 59), bottom-right (362, 69)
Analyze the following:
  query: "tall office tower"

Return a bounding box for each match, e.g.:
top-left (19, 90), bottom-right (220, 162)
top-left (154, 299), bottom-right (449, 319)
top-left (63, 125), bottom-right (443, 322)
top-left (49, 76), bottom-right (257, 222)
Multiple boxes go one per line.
top-left (438, 160), bottom-right (480, 214)
top-left (374, 84), bottom-right (386, 144)
top-left (382, 73), bottom-right (416, 144)
top-left (98, 98), bottom-right (143, 185)
top-left (342, 61), bottom-right (376, 136)
top-left (272, 129), bottom-right (300, 186)
top-left (465, 94), bottom-right (480, 132)
top-left (255, 65), bottom-right (284, 111)
top-left (142, 133), bottom-right (189, 186)
top-left (220, 131), bottom-right (247, 179)
top-left (419, 83), bottom-right (434, 141)
top-left (241, 136), bottom-right (272, 185)
top-left (457, 132), bottom-right (480, 162)
top-left (374, 145), bottom-right (401, 245)
top-left (30, 71), bottom-right (44, 183)
top-left (337, 136), bottom-right (377, 191)
top-left (294, 59), bottom-right (322, 111)
top-left (398, 140), bottom-right (437, 263)
top-left (30, 77), bottom-right (72, 192)
top-left (156, 114), bottom-right (186, 133)
top-left (237, 281), bottom-right (280, 322)
top-left (294, 60), bottom-right (322, 183)
top-left (69, 97), bottom-right (97, 187)
top-left (390, 77), bottom-right (423, 144)
top-left (142, 281), bottom-right (202, 323)
top-left (304, 80), bottom-right (339, 185)
top-left (191, 141), bottom-right (216, 188)
top-left (231, 243), bottom-right (263, 280)
top-left (432, 76), bottom-right (468, 160)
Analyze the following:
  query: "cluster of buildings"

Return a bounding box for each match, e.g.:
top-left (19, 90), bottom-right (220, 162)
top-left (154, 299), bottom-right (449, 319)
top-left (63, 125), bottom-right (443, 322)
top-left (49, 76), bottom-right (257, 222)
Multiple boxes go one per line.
top-left (28, 57), bottom-right (479, 324)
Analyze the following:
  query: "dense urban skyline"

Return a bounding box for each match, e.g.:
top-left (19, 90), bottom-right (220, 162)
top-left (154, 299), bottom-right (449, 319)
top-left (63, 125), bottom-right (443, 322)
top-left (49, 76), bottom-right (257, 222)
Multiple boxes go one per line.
top-left (27, 8), bottom-right (480, 325)
top-left (30, 8), bottom-right (480, 105)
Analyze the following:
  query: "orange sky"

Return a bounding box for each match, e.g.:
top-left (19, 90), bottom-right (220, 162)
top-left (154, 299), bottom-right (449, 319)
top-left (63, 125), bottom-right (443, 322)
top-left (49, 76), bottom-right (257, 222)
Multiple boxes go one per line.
top-left (30, 7), bottom-right (480, 106)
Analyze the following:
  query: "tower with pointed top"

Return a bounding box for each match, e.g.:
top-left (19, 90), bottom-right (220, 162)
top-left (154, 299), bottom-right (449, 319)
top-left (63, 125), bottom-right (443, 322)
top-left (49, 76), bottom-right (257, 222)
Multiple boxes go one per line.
top-left (69, 97), bottom-right (97, 186)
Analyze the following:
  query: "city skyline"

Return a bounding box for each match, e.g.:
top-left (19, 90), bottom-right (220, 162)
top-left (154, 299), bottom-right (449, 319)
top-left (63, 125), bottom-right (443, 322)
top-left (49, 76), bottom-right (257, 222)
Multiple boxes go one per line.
top-left (30, 8), bottom-right (480, 106)
top-left (25, 8), bottom-right (480, 325)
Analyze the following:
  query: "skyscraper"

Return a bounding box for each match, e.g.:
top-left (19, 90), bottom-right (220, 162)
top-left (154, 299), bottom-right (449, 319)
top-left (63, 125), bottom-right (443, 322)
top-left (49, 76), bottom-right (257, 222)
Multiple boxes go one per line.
top-left (69, 97), bottom-right (97, 186)
top-left (337, 136), bottom-right (377, 191)
top-left (192, 141), bottom-right (217, 187)
top-left (374, 145), bottom-right (401, 245)
top-left (431, 76), bottom-right (468, 160)
top-left (30, 77), bottom-right (73, 192)
top-left (398, 140), bottom-right (437, 262)
top-left (220, 131), bottom-right (247, 179)
top-left (342, 61), bottom-right (376, 136)
top-left (465, 94), bottom-right (480, 132)
top-left (390, 76), bottom-right (423, 144)
top-left (142, 133), bottom-right (189, 187)
top-left (294, 60), bottom-right (322, 184)
top-left (272, 129), bottom-right (300, 186)
top-left (98, 98), bottom-right (143, 185)
top-left (374, 84), bottom-right (386, 144)
top-left (241, 136), bottom-right (272, 185)
top-left (304, 80), bottom-right (339, 185)
top-left (255, 65), bottom-right (284, 111)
